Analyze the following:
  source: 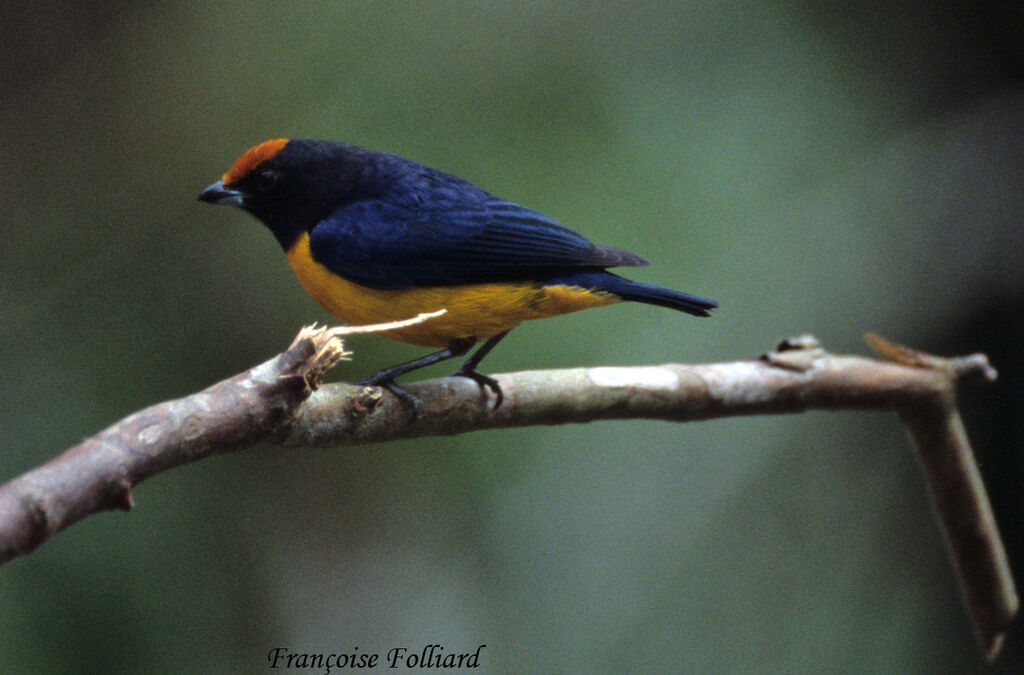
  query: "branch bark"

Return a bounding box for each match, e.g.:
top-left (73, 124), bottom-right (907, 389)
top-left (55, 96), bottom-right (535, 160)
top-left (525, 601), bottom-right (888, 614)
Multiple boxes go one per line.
top-left (0, 326), bottom-right (1014, 661)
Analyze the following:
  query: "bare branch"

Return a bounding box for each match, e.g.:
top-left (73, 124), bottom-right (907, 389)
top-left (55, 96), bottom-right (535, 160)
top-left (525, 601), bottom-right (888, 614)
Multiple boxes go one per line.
top-left (0, 328), bottom-right (1014, 661)
top-left (863, 332), bottom-right (1012, 661)
top-left (0, 311), bottom-right (446, 563)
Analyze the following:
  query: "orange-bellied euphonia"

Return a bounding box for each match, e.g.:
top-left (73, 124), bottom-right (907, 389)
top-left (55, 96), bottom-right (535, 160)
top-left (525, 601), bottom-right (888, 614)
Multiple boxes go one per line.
top-left (199, 139), bottom-right (716, 410)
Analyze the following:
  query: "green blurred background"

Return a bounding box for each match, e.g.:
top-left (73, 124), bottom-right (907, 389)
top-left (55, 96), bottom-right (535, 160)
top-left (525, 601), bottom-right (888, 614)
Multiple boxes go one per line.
top-left (2, 2), bottom-right (1022, 673)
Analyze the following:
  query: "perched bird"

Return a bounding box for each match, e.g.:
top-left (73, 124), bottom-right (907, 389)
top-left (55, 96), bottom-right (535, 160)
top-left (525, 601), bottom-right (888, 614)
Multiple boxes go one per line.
top-left (199, 139), bottom-right (716, 411)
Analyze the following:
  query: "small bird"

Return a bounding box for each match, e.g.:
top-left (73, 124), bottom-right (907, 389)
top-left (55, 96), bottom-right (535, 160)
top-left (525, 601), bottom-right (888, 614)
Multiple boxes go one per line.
top-left (199, 139), bottom-right (716, 412)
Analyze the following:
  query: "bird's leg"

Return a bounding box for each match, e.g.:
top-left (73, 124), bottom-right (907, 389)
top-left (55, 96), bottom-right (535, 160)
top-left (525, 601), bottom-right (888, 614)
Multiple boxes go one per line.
top-left (452, 330), bottom-right (511, 408)
top-left (359, 338), bottom-right (475, 421)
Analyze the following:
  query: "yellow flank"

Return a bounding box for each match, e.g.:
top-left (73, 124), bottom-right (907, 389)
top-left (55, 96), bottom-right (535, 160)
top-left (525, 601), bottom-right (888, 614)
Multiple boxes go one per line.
top-left (285, 232), bottom-right (619, 347)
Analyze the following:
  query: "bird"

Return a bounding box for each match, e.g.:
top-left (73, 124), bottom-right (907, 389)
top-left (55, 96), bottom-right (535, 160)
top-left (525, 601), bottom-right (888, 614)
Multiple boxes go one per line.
top-left (199, 138), bottom-right (716, 413)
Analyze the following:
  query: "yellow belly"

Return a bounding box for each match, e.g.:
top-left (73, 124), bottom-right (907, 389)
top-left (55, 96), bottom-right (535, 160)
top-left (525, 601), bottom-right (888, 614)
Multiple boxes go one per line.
top-left (285, 233), bottom-right (618, 347)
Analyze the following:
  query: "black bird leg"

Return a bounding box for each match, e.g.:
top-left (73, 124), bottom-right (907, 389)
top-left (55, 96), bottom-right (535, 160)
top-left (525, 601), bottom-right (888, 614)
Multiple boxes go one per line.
top-left (359, 338), bottom-right (475, 421)
top-left (453, 330), bottom-right (511, 408)
top-left (359, 330), bottom-right (512, 418)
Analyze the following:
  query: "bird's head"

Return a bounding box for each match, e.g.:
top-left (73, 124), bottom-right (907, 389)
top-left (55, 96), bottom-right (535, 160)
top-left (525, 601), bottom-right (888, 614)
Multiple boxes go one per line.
top-left (199, 138), bottom-right (373, 249)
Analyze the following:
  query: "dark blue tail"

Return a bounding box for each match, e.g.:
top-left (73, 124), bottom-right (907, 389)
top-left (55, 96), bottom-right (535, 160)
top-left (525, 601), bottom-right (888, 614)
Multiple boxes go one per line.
top-left (543, 270), bottom-right (717, 317)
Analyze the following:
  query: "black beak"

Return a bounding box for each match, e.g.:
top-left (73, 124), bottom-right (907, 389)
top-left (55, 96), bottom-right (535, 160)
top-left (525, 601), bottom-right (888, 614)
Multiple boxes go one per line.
top-left (198, 179), bottom-right (244, 206)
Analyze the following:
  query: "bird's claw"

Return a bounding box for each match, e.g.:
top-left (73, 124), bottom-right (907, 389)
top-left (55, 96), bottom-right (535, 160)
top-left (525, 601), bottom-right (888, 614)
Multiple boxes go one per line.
top-left (357, 377), bottom-right (420, 424)
top-left (453, 369), bottom-right (504, 409)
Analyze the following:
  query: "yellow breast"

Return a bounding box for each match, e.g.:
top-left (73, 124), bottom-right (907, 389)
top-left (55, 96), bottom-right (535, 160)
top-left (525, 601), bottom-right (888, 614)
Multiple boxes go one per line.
top-left (285, 232), bottom-right (618, 347)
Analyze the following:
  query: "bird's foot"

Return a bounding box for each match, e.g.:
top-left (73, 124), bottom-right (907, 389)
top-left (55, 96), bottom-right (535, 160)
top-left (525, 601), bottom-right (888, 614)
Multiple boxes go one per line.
top-left (452, 367), bottom-right (504, 409)
top-left (357, 375), bottom-right (420, 423)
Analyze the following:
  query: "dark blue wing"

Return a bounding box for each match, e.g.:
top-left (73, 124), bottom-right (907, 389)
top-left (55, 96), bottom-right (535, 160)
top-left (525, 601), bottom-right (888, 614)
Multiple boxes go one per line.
top-left (308, 197), bottom-right (648, 289)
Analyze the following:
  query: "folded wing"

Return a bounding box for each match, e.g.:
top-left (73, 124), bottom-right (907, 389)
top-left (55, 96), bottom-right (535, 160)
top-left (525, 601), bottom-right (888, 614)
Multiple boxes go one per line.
top-left (308, 198), bottom-right (648, 289)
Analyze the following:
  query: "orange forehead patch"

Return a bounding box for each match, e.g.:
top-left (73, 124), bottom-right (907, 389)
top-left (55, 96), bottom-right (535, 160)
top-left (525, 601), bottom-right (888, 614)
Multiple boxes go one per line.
top-left (222, 138), bottom-right (289, 185)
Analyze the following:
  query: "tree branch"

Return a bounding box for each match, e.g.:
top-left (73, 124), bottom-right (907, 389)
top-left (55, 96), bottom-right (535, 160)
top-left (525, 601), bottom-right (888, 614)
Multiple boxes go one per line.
top-left (0, 326), bottom-right (1014, 660)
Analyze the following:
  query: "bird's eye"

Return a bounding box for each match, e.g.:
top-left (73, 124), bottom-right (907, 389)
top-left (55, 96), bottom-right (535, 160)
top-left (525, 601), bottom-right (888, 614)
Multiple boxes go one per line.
top-left (255, 169), bottom-right (281, 193)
